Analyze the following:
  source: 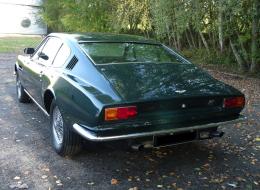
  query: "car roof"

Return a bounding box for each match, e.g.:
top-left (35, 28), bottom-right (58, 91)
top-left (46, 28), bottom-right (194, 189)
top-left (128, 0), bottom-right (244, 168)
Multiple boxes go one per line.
top-left (49, 32), bottom-right (159, 44)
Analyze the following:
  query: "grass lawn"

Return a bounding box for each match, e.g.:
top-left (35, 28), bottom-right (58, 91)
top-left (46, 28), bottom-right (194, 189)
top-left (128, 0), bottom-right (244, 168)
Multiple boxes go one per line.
top-left (0, 36), bottom-right (42, 53)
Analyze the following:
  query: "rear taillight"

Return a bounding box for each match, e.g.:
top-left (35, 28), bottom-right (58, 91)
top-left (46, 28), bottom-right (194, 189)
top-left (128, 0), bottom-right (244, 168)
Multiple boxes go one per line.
top-left (223, 96), bottom-right (245, 108)
top-left (104, 106), bottom-right (137, 121)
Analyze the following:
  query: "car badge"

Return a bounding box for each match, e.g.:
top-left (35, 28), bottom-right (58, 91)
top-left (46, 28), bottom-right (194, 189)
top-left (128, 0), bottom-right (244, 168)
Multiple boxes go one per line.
top-left (181, 104), bottom-right (186, 108)
top-left (175, 90), bottom-right (186, 94)
top-left (144, 121), bottom-right (151, 126)
top-left (208, 99), bottom-right (215, 106)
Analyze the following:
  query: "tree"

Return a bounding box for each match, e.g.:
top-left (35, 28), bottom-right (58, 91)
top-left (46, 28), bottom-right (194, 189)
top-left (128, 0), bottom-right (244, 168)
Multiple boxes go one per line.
top-left (41, 0), bottom-right (260, 73)
top-left (110, 0), bottom-right (151, 35)
top-left (42, 0), bottom-right (113, 32)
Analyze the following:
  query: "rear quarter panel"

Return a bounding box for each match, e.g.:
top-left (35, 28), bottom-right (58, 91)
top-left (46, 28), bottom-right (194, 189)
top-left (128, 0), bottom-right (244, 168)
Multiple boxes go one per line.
top-left (48, 39), bottom-right (122, 128)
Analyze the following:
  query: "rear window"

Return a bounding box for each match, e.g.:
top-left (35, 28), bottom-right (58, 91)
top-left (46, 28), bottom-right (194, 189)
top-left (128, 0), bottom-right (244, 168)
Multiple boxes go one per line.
top-left (80, 42), bottom-right (188, 64)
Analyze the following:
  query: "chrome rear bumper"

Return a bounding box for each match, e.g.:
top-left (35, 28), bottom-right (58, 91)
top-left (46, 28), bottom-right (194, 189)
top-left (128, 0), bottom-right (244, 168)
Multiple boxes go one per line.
top-left (73, 115), bottom-right (246, 142)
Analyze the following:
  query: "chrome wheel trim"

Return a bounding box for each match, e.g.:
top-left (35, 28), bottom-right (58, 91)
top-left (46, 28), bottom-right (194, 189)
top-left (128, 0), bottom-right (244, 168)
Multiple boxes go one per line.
top-left (52, 106), bottom-right (64, 145)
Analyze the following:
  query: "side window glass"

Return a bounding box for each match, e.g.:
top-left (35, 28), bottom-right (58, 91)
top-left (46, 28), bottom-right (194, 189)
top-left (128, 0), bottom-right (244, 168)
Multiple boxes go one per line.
top-left (39, 38), bottom-right (62, 65)
top-left (32, 39), bottom-right (48, 60)
top-left (52, 43), bottom-right (71, 67)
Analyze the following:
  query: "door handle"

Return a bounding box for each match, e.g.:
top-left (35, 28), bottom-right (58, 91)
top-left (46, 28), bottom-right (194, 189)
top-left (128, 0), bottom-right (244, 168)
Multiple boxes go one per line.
top-left (18, 65), bottom-right (23, 71)
top-left (39, 71), bottom-right (43, 77)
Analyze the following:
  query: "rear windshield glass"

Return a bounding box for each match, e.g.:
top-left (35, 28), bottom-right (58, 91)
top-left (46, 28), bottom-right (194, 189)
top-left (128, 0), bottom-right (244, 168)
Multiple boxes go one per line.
top-left (80, 42), bottom-right (188, 64)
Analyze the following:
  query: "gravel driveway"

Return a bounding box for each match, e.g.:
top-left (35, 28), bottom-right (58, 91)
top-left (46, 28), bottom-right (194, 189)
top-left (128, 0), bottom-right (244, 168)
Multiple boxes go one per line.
top-left (0, 53), bottom-right (259, 190)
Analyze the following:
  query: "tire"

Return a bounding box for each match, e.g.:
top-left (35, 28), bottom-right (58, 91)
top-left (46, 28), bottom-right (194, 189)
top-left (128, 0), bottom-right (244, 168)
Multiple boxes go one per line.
top-left (16, 74), bottom-right (30, 103)
top-left (50, 100), bottom-right (82, 156)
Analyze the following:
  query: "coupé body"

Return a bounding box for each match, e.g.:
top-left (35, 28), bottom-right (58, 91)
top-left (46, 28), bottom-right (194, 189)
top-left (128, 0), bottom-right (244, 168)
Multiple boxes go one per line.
top-left (15, 33), bottom-right (245, 156)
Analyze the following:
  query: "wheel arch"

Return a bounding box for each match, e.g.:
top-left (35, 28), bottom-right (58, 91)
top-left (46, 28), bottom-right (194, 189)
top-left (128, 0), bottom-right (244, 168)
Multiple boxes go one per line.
top-left (43, 89), bottom-right (55, 114)
top-left (14, 64), bottom-right (17, 73)
top-left (14, 61), bottom-right (19, 75)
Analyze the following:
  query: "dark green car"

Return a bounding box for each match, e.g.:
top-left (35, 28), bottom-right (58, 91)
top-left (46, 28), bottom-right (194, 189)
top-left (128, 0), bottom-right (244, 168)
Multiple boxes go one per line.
top-left (15, 33), bottom-right (246, 156)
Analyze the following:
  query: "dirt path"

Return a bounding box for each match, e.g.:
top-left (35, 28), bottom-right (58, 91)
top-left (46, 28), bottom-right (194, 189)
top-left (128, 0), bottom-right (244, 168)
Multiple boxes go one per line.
top-left (0, 53), bottom-right (259, 190)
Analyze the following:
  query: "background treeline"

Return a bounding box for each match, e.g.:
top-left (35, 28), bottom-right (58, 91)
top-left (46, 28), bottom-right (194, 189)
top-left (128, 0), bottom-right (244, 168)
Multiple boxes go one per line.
top-left (42, 0), bottom-right (260, 74)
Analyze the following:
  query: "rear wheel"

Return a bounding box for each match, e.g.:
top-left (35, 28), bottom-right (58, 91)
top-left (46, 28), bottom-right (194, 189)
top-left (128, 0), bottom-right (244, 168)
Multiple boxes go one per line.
top-left (50, 101), bottom-right (82, 156)
top-left (16, 75), bottom-right (30, 103)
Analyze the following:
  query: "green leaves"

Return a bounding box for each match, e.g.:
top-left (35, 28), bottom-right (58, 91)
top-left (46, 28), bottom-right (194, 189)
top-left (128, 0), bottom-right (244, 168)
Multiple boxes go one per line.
top-left (42, 0), bottom-right (113, 32)
top-left (41, 0), bottom-right (259, 73)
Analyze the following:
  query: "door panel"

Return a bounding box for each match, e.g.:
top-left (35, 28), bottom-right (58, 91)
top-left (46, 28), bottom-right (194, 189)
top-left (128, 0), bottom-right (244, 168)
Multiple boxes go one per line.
top-left (29, 37), bottom-right (62, 105)
top-left (17, 56), bottom-right (30, 90)
top-left (20, 38), bottom-right (48, 97)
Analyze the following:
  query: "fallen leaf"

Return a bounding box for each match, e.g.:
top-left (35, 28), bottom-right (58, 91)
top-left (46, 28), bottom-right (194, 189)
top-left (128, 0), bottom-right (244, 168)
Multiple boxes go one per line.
top-left (42, 168), bottom-right (50, 172)
top-left (56, 180), bottom-right (61, 184)
top-left (111, 178), bottom-right (118, 185)
top-left (9, 183), bottom-right (28, 189)
top-left (41, 175), bottom-right (48, 179)
top-left (169, 172), bottom-right (175, 176)
top-left (227, 183), bottom-right (238, 188)
top-left (13, 176), bottom-right (20, 180)
top-left (157, 184), bottom-right (163, 188)
top-left (236, 177), bottom-right (246, 182)
top-left (203, 163), bottom-right (210, 168)
top-left (19, 184), bottom-right (28, 189)
top-left (129, 187), bottom-right (138, 190)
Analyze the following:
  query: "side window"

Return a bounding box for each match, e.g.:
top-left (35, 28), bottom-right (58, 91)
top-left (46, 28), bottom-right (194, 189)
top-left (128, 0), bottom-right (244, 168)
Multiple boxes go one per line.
top-left (39, 37), bottom-right (62, 65)
top-left (52, 43), bottom-right (71, 67)
top-left (32, 38), bottom-right (48, 60)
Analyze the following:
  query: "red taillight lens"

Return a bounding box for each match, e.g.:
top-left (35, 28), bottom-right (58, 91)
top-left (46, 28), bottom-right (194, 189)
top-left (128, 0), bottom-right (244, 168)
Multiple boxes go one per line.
top-left (105, 106), bottom-right (137, 121)
top-left (223, 97), bottom-right (245, 108)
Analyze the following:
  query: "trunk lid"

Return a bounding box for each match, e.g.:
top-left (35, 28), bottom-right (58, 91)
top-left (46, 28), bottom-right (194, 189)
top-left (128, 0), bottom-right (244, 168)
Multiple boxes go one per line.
top-left (97, 62), bottom-right (241, 102)
top-left (96, 63), bottom-right (243, 126)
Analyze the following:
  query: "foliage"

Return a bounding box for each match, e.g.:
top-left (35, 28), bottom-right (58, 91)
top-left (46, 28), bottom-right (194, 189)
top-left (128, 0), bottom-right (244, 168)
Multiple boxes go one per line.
top-left (42, 0), bottom-right (113, 32)
top-left (41, 0), bottom-right (260, 74)
top-left (111, 0), bottom-right (151, 34)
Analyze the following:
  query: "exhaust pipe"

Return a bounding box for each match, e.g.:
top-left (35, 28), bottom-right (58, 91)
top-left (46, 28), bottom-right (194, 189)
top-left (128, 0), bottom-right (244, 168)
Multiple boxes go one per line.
top-left (131, 144), bottom-right (144, 151)
top-left (210, 131), bottom-right (225, 138)
top-left (131, 141), bottom-right (153, 151)
top-left (200, 130), bottom-right (225, 139)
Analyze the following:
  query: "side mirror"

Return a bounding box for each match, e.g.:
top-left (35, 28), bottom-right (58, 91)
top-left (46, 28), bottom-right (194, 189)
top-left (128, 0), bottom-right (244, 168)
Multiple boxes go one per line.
top-left (24, 48), bottom-right (35, 55)
top-left (38, 52), bottom-right (49, 60)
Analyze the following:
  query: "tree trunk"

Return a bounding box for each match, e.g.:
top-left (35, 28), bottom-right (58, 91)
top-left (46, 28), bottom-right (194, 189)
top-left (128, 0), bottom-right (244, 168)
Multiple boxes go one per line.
top-left (218, 9), bottom-right (224, 53)
top-left (165, 22), bottom-right (172, 47)
top-left (198, 34), bottom-right (202, 49)
top-left (185, 30), bottom-right (193, 49)
top-left (172, 32), bottom-right (178, 49)
top-left (250, 0), bottom-right (258, 73)
top-left (177, 33), bottom-right (181, 50)
top-left (188, 26), bottom-right (196, 48)
top-left (212, 32), bottom-right (216, 50)
top-left (236, 32), bottom-right (249, 66)
top-left (230, 39), bottom-right (247, 72)
top-left (199, 30), bottom-right (210, 54)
